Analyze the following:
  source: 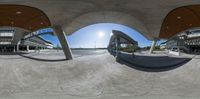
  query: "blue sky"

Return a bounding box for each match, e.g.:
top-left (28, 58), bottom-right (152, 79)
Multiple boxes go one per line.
top-left (41, 23), bottom-right (165, 48)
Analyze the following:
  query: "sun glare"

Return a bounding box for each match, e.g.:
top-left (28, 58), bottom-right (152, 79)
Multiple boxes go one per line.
top-left (110, 32), bottom-right (113, 36)
top-left (98, 31), bottom-right (105, 37)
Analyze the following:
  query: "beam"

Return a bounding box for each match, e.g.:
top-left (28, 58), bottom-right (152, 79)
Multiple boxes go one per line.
top-left (27, 45), bottom-right (29, 52)
top-left (116, 37), bottom-right (120, 57)
top-left (149, 40), bottom-right (157, 54)
top-left (16, 41), bottom-right (20, 52)
top-left (52, 25), bottom-right (73, 60)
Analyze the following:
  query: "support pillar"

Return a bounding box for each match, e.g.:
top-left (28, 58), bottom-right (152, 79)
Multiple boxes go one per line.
top-left (27, 45), bottom-right (29, 52)
top-left (17, 41), bottom-right (20, 52)
top-left (52, 25), bottom-right (73, 60)
top-left (34, 46), bottom-right (38, 53)
top-left (13, 46), bottom-right (16, 52)
top-left (115, 37), bottom-right (120, 57)
top-left (17, 44), bottom-right (19, 52)
top-left (115, 36), bottom-right (121, 61)
top-left (149, 39), bottom-right (157, 54)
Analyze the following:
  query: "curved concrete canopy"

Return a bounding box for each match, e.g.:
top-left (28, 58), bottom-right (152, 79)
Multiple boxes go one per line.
top-left (0, 4), bottom-right (51, 31)
top-left (63, 11), bottom-right (149, 39)
top-left (160, 5), bottom-right (200, 39)
top-left (1, 0), bottom-right (200, 40)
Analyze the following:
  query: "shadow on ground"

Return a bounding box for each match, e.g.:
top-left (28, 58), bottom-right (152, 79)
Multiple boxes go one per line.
top-left (115, 52), bottom-right (191, 72)
top-left (19, 54), bottom-right (67, 62)
top-left (0, 52), bottom-right (28, 59)
top-left (0, 52), bottom-right (28, 55)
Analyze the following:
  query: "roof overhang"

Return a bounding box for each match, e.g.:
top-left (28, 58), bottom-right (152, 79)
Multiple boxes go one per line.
top-left (0, 4), bottom-right (51, 32)
top-left (0, 1), bottom-right (200, 40)
top-left (160, 5), bottom-right (200, 39)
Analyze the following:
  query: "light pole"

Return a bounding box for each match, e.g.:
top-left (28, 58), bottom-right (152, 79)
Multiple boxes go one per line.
top-left (95, 41), bottom-right (96, 51)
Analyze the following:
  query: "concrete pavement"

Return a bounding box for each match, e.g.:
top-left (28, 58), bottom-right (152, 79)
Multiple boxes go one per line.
top-left (0, 51), bottom-right (199, 98)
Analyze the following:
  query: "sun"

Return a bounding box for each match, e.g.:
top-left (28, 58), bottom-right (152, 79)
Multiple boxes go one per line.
top-left (98, 31), bottom-right (105, 37)
top-left (110, 32), bottom-right (113, 36)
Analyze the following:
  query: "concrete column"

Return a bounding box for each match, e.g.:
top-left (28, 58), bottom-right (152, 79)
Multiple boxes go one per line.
top-left (17, 44), bottom-right (19, 52)
top-left (17, 41), bottom-right (20, 52)
top-left (27, 45), bottom-right (29, 52)
top-left (13, 46), bottom-right (16, 52)
top-left (149, 40), bottom-right (157, 54)
top-left (115, 37), bottom-right (121, 61)
top-left (52, 25), bottom-right (73, 60)
top-left (34, 46), bottom-right (38, 53)
top-left (115, 37), bottom-right (120, 57)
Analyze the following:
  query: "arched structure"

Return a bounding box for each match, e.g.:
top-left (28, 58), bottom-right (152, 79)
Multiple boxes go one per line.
top-left (0, 0), bottom-right (200, 40)
top-left (63, 11), bottom-right (149, 39)
top-left (160, 5), bottom-right (200, 39)
top-left (0, 1), bottom-right (200, 58)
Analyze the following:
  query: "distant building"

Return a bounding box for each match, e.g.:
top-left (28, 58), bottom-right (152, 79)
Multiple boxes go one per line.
top-left (21, 36), bottom-right (54, 49)
top-left (166, 28), bottom-right (200, 53)
top-left (108, 30), bottom-right (138, 55)
top-left (0, 27), bottom-right (53, 52)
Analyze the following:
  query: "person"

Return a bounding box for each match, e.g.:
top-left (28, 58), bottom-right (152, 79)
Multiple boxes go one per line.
top-left (132, 52), bottom-right (135, 58)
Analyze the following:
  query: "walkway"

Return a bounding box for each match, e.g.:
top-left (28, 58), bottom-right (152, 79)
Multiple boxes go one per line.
top-left (0, 51), bottom-right (198, 99)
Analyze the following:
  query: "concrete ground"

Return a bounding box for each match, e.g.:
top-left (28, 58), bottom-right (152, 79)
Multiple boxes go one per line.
top-left (0, 50), bottom-right (199, 99)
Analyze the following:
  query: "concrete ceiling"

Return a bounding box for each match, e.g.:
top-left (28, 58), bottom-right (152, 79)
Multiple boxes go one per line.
top-left (0, 0), bottom-right (200, 40)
